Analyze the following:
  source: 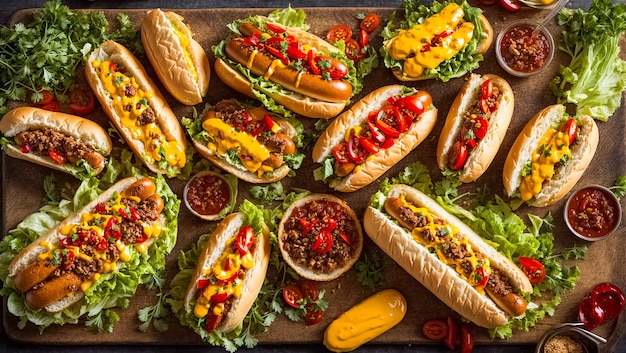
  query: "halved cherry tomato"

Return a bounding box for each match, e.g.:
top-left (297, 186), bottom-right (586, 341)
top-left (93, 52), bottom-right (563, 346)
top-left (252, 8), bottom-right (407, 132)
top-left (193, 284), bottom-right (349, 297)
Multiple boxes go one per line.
top-left (422, 319), bottom-right (448, 340)
top-left (315, 230), bottom-right (334, 253)
top-left (368, 116), bottom-right (386, 145)
top-left (304, 303), bottom-right (324, 325)
top-left (375, 106), bottom-right (405, 138)
top-left (299, 218), bottom-right (318, 236)
top-left (326, 24), bottom-right (352, 42)
top-left (479, 98), bottom-right (489, 114)
top-left (359, 136), bottom-right (380, 154)
top-left (333, 142), bottom-right (351, 164)
top-left (444, 316), bottom-right (458, 350)
top-left (283, 285), bottom-right (304, 308)
top-left (358, 29), bottom-right (369, 48)
top-left (589, 283), bottom-right (625, 321)
top-left (559, 118), bottom-right (579, 145)
top-left (390, 91), bottom-right (432, 116)
top-left (474, 267), bottom-right (489, 287)
top-left (48, 150), bottom-right (66, 164)
top-left (481, 79), bottom-right (493, 99)
top-left (360, 13), bottom-right (380, 33)
top-left (448, 140), bottom-right (468, 171)
top-left (315, 56), bottom-right (348, 80)
top-left (299, 280), bottom-right (320, 301)
top-left (472, 117), bottom-right (489, 140)
top-left (461, 324), bottom-right (474, 353)
top-left (345, 38), bottom-right (365, 63)
top-left (518, 257), bottom-right (546, 285)
top-left (499, 0), bottom-right (521, 11)
top-left (40, 101), bottom-right (61, 112)
top-left (578, 296), bottom-right (605, 330)
top-left (69, 88), bottom-right (96, 115)
top-left (105, 217), bottom-right (122, 241)
top-left (236, 226), bottom-right (255, 256)
top-left (31, 89), bottom-right (55, 105)
top-left (347, 134), bottom-right (368, 164)
top-left (266, 22), bottom-right (286, 34)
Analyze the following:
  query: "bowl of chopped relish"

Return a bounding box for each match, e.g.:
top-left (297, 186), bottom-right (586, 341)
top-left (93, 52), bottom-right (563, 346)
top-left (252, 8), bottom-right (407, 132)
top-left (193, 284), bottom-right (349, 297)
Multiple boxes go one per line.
top-left (183, 171), bottom-right (237, 221)
top-left (564, 185), bottom-right (622, 241)
top-left (496, 19), bottom-right (555, 77)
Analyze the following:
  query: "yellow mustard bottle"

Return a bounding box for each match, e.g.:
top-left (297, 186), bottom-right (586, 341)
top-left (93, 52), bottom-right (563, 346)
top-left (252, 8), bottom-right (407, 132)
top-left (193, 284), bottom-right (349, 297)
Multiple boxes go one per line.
top-left (323, 289), bottom-right (407, 352)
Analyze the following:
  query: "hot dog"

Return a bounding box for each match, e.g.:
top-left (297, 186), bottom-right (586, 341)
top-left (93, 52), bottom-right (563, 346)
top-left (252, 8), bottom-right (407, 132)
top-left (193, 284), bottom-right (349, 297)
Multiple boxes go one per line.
top-left (141, 9), bottom-right (211, 105)
top-left (278, 194), bottom-right (363, 281)
top-left (213, 8), bottom-right (358, 119)
top-left (184, 99), bottom-right (303, 183)
top-left (85, 40), bottom-right (188, 177)
top-left (436, 74), bottom-right (514, 182)
top-left (184, 208), bottom-right (270, 334)
top-left (312, 85), bottom-right (437, 192)
top-left (0, 107), bottom-right (112, 177)
top-left (381, 0), bottom-right (493, 82)
top-left (8, 177), bottom-right (168, 312)
top-left (363, 184), bottom-right (533, 328)
top-left (503, 104), bottom-right (599, 207)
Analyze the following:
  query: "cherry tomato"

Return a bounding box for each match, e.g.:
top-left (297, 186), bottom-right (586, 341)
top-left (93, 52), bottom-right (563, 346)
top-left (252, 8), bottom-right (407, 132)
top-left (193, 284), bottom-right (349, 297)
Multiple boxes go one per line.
top-left (304, 303), bottom-right (324, 325)
top-left (518, 257), bottom-right (546, 285)
top-left (345, 38), bottom-right (365, 63)
top-left (360, 13), bottom-right (380, 33)
top-left (360, 136), bottom-right (380, 154)
top-left (48, 150), bottom-right (66, 164)
top-left (481, 79), bottom-right (493, 99)
top-left (390, 91), bottom-right (432, 116)
top-left (314, 229), bottom-right (334, 253)
top-left (299, 280), bottom-right (320, 301)
top-left (105, 217), bottom-right (122, 241)
top-left (69, 87), bottom-right (96, 115)
top-left (326, 24), bottom-right (352, 42)
top-left (236, 226), bottom-right (255, 256)
top-left (422, 319), bottom-right (448, 340)
top-left (316, 56), bottom-right (349, 80)
top-left (472, 117), bottom-right (489, 140)
top-left (283, 285), bottom-right (304, 308)
top-left (31, 89), bottom-right (55, 105)
top-left (559, 118), bottom-right (579, 145)
top-left (347, 133), bottom-right (368, 164)
top-left (266, 22), bottom-right (286, 34)
top-left (589, 283), bottom-right (625, 321)
top-left (461, 324), bottom-right (474, 353)
top-left (448, 140), bottom-right (468, 171)
top-left (358, 29), bottom-right (369, 48)
top-left (40, 101), bottom-right (61, 112)
top-left (578, 296), bottom-right (605, 330)
top-left (333, 142), bottom-right (351, 164)
top-left (375, 105), bottom-right (405, 138)
top-left (444, 316), bottom-right (458, 350)
top-left (499, 0), bottom-right (521, 11)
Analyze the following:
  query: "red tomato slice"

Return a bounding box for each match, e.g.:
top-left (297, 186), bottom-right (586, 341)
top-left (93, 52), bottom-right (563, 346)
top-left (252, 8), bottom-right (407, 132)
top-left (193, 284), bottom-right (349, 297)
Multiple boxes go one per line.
top-left (474, 267), bottom-right (489, 287)
top-left (315, 56), bottom-right (348, 80)
top-left (461, 324), bottom-right (475, 353)
top-left (345, 38), bottom-right (365, 63)
top-left (368, 117), bottom-right (387, 144)
top-left (448, 140), bottom-right (468, 171)
top-left (518, 257), bottom-right (546, 285)
top-left (299, 280), bottom-right (320, 301)
top-left (69, 88), bottom-right (96, 115)
top-left (40, 101), bottom-right (61, 112)
top-left (559, 118), bottom-right (579, 145)
top-left (472, 117), bottom-right (489, 140)
top-left (48, 150), bottom-right (66, 164)
top-left (479, 98), bottom-right (489, 114)
top-left (481, 78), bottom-right (493, 99)
top-left (578, 296), bottom-right (605, 330)
top-left (422, 319), bottom-right (448, 340)
top-left (307, 50), bottom-right (321, 75)
top-left (360, 13), bottom-right (380, 33)
top-left (32, 89), bottom-right (55, 105)
top-left (444, 316), bottom-right (458, 350)
top-left (304, 303), bottom-right (324, 325)
top-left (315, 230), bottom-right (334, 253)
top-left (326, 24), bottom-right (352, 42)
top-left (360, 136), bottom-right (380, 154)
top-left (333, 142), bottom-right (351, 164)
top-left (236, 226), bottom-right (255, 256)
top-left (283, 285), bottom-right (304, 308)
top-left (499, 0), bottom-right (521, 11)
top-left (266, 22), bottom-right (286, 34)
top-left (375, 106), bottom-right (405, 138)
top-left (358, 29), bottom-right (369, 48)
top-left (390, 91), bottom-right (432, 116)
top-left (589, 283), bottom-right (626, 321)
top-left (347, 134), bottom-right (368, 164)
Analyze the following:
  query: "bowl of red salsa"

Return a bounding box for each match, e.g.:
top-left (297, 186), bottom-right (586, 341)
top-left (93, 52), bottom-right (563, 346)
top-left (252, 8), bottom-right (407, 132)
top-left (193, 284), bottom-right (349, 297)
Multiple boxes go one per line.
top-left (183, 171), bottom-right (237, 221)
top-left (496, 19), bottom-right (555, 77)
top-left (564, 185), bottom-right (622, 241)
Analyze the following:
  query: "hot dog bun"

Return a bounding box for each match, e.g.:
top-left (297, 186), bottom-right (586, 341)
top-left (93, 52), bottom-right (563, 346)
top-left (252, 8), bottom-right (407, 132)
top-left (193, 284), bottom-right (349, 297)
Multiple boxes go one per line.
top-left (437, 74), bottom-right (514, 182)
top-left (278, 194), bottom-right (363, 281)
top-left (502, 104), bottom-right (599, 207)
top-left (184, 211), bottom-right (270, 333)
top-left (313, 85), bottom-right (437, 192)
top-left (0, 107), bottom-right (112, 176)
top-left (363, 184), bottom-right (533, 328)
top-left (141, 9), bottom-right (210, 105)
top-left (214, 14), bottom-right (355, 119)
top-left (190, 99), bottom-right (299, 183)
top-left (85, 40), bottom-right (187, 176)
top-left (384, 2), bottom-right (493, 82)
top-left (9, 176), bottom-right (166, 312)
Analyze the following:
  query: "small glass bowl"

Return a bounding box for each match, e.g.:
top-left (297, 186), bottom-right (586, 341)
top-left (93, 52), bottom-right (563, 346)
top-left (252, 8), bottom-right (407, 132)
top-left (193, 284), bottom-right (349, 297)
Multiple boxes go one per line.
top-left (564, 185), bottom-right (622, 242)
top-left (183, 170), bottom-right (235, 221)
top-left (535, 324), bottom-right (599, 353)
top-left (495, 19), bottom-right (555, 78)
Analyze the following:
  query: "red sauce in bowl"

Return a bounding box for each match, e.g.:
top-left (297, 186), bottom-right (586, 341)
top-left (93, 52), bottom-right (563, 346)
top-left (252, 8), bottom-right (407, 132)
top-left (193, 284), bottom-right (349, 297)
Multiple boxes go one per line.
top-left (184, 172), bottom-right (231, 217)
top-left (566, 186), bottom-right (621, 240)
top-left (498, 23), bottom-right (552, 74)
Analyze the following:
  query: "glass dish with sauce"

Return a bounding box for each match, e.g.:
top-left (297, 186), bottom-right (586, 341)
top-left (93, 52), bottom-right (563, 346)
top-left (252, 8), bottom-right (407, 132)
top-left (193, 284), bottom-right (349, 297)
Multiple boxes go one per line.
top-left (183, 170), bottom-right (238, 221)
top-left (564, 185), bottom-right (622, 241)
top-left (496, 19), bottom-right (555, 77)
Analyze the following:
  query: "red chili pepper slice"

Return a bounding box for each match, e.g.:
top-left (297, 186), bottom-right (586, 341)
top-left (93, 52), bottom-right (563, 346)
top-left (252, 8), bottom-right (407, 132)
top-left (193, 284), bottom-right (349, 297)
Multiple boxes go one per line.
top-left (420, 43), bottom-right (431, 52)
top-left (359, 136), bottom-right (380, 154)
top-left (48, 150), bottom-right (66, 164)
top-left (286, 46), bottom-right (306, 60)
top-left (381, 138), bottom-right (395, 149)
top-left (432, 29), bottom-right (453, 45)
top-left (339, 232), bottom-right (351, 245)
top-left (266, 22), bottom-right (286, 34)
top-left (307, 50), bottom-right (320, 75)
top-left (375, 106), bottom-right (405, 138)
top-left (461, 324), bottom-right (475, 353)
top-left (242, 33), bottom-right (261, 47)
top-left (60, 237), bottom-right (73, 247)
top-left (197, 279), bottom-right (211, 289)
top-left (236, 226), bottom-right (255, 256)
top-left (444, 316), bottom-right (458, 350)
top-left (518, 257), bottom-right (546, 285)
top-left (94, 204), bottom-right (108, 213)
top-left (465, 138), bottom-right (477, 149)
top-left (265, 44), bottom-right (289, 65)
top-left (210, 292), bottom-right (233, 304)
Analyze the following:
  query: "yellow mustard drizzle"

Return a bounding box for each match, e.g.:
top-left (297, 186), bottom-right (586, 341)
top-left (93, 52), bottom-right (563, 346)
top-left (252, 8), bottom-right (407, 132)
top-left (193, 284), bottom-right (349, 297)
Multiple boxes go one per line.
top-left (170, 20), bottom-right (198, 82)
top-left (385, 3), bottom-right (474, 78)
top-left (91, 59), bottom-right (186, 168)
top-left (399, 195), bottom-right (490, 293)
top-left (193, 235), bottom-right (255, 319)
top-left (202, 118), bottom-right (275, 176)
top-left (323, 289), bottom-right (407, 352)
top-left (519, 125), bottom-right (572, 201)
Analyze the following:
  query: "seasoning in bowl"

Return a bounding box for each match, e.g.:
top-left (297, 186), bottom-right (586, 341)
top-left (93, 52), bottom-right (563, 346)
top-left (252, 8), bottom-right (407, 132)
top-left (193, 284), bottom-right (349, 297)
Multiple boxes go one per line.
top-left (183, 171), bottom-right (237, 221)
top-left (543, 335), bottom-right (584, 353)
top-left (496, 20), bottom-right (554, 77)
top-left (564, 185), bottom-right (622, 241)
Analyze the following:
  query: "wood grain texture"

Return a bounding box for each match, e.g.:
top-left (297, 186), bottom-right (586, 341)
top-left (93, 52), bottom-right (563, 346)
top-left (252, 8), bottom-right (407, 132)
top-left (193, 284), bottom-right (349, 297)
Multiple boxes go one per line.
top-left (1, 3), bottom-right (625, 353)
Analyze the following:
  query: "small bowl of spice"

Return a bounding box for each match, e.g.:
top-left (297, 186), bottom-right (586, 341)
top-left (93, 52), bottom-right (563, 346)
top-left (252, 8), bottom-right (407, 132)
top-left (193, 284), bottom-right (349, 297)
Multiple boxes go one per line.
top-left (183, 170), bottom-right (237, 221)
top-left (564, 185), bottom-right (622, 241)
top-left (496, 19), bottom-right (555, 77)
top-left (536, 324), bottom-right (599, 353)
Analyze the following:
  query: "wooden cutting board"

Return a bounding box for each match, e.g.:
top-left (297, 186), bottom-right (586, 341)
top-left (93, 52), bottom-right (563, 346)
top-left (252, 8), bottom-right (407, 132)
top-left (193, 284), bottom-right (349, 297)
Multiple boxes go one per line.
top-left (3, 4), bottom-right (626, 352)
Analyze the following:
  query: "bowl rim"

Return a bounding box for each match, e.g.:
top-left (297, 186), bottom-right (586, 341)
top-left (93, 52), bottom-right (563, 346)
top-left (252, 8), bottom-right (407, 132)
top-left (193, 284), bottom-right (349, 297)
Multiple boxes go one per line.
top-left (183, 170), bottom-right (233, 221)
top-left (563, 184), bottom-right (623, 242)
top-left (495, 19), bottom-right (555, 77)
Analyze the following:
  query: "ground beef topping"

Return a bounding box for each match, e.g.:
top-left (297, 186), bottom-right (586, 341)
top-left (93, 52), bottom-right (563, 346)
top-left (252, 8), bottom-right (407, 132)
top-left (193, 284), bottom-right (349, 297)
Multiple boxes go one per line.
top-left (14, 127), bottom-right (95, 164)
